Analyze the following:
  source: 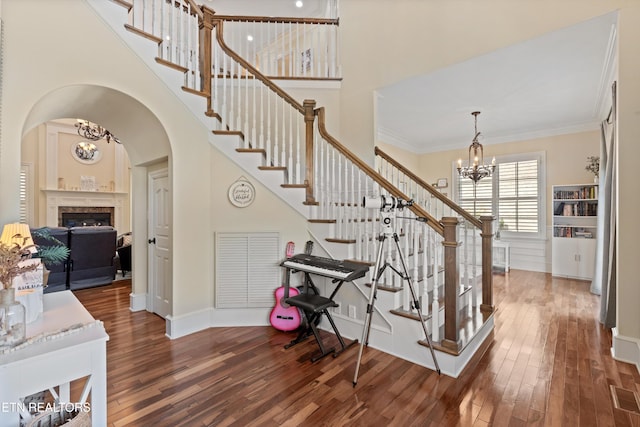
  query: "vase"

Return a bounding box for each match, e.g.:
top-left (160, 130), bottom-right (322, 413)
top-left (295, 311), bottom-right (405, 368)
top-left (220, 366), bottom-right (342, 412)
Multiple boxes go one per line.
top-left (0, 288), bottom-right (27, 349)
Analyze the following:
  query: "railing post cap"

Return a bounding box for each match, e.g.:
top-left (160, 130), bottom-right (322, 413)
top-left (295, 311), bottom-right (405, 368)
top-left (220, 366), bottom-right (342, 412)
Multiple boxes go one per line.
top-left (441, 217), bottom-right (460, 225)
top-left (479, 215), bottom-right (496, 222)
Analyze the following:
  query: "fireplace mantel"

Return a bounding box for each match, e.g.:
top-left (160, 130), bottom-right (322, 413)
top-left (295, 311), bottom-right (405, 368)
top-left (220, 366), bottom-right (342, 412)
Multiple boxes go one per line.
top-left (43, 189), bottom-right (128, 231)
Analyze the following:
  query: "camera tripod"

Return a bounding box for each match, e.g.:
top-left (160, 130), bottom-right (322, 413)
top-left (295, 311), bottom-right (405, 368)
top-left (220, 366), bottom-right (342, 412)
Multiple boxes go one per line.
top-left (353, 207), bottom-right (441, 386)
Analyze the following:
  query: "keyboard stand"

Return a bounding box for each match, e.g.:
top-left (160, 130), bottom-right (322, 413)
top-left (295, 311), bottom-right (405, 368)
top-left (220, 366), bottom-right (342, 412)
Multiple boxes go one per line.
top-left (283, 270), bottom-right (358, 362)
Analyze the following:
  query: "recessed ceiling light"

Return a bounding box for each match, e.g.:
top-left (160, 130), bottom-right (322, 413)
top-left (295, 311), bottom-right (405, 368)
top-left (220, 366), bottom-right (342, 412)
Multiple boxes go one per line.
top-left (247, 35), bottom-right (254, 42)
top-left (295, 1), bottom-right (303, 8)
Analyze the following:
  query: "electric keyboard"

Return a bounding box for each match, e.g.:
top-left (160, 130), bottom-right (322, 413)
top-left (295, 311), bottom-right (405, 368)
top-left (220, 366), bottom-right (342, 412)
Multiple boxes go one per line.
top-left (281, 254), bottom-right (369, 281)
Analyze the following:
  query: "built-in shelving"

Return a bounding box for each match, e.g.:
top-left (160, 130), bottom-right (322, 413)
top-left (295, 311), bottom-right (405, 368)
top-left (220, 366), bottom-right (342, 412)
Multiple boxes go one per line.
top-left (551, 183), bottom-right (598, 280)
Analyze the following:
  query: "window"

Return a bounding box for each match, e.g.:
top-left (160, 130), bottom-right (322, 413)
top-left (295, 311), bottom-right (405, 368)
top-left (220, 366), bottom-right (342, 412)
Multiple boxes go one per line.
top-left (19, 163), bottom-right (33, 224)
top-left (455, 152), bottom-right (545, 238)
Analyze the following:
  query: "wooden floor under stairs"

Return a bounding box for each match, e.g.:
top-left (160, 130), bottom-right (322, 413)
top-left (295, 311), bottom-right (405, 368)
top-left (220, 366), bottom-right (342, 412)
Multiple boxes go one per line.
top-left (71, 269), bottom-right (640, 426)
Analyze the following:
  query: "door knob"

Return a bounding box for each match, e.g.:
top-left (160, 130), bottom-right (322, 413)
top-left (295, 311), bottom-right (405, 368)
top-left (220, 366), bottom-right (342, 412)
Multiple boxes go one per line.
top-left (148, 237), bottom-right (156, 244)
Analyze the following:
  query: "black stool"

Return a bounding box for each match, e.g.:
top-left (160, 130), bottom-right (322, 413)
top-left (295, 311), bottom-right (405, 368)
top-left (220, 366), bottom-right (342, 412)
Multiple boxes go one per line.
top-left (283, 272), bottom-right (357, 362)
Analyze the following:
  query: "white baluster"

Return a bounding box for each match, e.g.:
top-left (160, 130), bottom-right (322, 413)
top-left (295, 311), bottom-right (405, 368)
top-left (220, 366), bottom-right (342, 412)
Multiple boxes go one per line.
top-left (287, 107), bottom-right (293, 183)
top-left (280, 98), bottom-right (286, 168)
top-left (266, 89), bottom-right (272, 166)
top-left (421, 224), bottom-right (429, 316)
top-left (221, 47), bottom-right (228, 129)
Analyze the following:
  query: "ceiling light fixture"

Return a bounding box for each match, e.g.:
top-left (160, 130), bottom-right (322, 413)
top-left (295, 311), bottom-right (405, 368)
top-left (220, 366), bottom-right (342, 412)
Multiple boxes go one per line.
top-left (75, 119), bottom-right (121, 144)
top-left (247, 35), bottom-right (254, 42)
top-left (295, 1), bottom-right (303, 8)
top-left (457, 111), bottom-right (495, 184)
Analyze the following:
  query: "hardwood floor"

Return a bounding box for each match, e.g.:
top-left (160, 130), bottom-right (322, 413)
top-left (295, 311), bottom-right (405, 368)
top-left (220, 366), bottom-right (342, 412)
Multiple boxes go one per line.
top-left (72, 270), bottom-right (640, 426)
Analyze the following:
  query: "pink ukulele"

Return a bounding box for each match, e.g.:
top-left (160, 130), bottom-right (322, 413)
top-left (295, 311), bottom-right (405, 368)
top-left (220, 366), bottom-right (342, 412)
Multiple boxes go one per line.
top-left (269, 242), bottom-right (302, 331)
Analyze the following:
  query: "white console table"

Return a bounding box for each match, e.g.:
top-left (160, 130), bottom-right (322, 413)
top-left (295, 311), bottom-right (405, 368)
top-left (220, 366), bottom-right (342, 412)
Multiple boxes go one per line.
top-left (0, 291), bottom-right (108, 426)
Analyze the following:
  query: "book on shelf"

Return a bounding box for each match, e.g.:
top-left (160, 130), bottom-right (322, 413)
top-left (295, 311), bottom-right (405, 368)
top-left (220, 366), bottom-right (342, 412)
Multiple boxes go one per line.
top-left (553, 185), bottom-right (598, 200)
top-left (563, 203), bottom-right (573, 216)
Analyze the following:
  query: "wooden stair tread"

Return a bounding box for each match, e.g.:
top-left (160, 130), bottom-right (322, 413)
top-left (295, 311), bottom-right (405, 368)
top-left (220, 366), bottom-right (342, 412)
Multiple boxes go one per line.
top-left (258, 166), bottom-right (287, 171)
top-left (308, 219), bottom-right (337, 224)
top-left (155, 57), bottom-right (188, 73)
top-left (237, 148), bottom-right (266, 155)
top-left (281, 183), bottom-right (307, 188)
top-left (111, 0), bottom-right (132, 11)
top-left (205, 110), bottom-right (222, 122)
top-left (124, 24), bottom-right (162, 44)
top-left (182, 86), bottom-right (210, 98)
top-left (213, 129), bottom-right (243, 136)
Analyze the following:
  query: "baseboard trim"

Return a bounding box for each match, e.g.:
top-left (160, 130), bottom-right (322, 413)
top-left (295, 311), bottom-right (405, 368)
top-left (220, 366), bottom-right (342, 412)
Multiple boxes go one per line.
top-left (129, 292), bottom-right (147, 312)
top-left (611, 327), bottom-right (640, 374)
top-left (165, 307), bottom-right (273, 339)
top-left (165, 308), bottom-right (212, 339)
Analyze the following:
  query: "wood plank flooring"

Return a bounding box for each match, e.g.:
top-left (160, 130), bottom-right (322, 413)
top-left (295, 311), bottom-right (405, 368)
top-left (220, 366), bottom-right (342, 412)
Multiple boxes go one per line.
top-left (72, 270), bottom-right (640, 426)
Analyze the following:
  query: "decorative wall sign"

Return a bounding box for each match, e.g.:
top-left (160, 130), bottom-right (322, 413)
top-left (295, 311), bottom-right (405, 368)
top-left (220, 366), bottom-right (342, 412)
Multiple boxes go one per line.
top-left (228, 177), bottom-right (255, 208)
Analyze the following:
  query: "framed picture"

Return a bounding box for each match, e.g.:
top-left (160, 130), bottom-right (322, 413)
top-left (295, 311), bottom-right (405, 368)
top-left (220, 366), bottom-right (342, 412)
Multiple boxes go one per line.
top-left (436, 178), bottom-right (448, 188)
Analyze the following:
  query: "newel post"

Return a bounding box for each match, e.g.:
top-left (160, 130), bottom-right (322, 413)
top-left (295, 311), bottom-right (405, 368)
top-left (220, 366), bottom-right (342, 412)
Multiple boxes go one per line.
top-left (441, 216), bottom-right (462, 353)
top-left (303, 99), bottom-right (317, 204)
top-left (479, 215), bottom-right (495, 313)
top-left (199, 7), bottom-right (214, 112)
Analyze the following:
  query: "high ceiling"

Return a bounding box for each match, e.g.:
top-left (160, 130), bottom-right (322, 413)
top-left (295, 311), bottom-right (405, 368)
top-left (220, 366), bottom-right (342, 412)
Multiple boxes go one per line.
top-left (376, 12), bottom-right (618, 154)
top-left (207, 2), bottom-right (617, 155)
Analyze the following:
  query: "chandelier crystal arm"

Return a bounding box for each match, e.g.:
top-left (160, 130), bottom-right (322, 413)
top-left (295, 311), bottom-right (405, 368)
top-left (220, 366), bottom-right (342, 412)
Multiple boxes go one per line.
top-left (75, 120), bottom-right (121, 144)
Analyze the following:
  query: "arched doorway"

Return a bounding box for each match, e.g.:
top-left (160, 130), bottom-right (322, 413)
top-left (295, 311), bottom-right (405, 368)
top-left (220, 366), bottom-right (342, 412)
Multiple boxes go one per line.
top-left (20, 84), bottom-right (173, 318)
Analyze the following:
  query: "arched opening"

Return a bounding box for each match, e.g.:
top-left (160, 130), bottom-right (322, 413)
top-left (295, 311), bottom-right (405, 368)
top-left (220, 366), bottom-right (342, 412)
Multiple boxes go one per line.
top-left (20, 84), bottom-right (173, 317)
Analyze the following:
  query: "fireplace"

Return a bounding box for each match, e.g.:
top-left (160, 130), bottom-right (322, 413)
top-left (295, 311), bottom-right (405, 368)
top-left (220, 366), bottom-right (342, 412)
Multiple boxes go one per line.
top-left (59, 207), bottom-right (114, 227)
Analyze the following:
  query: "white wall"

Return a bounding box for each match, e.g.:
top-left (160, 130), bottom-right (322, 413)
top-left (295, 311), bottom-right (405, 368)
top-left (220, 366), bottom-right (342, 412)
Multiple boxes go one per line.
top-left (615, 4), bottom-right (640, 369)
top-left (0, 0), bottom-right (313, 331)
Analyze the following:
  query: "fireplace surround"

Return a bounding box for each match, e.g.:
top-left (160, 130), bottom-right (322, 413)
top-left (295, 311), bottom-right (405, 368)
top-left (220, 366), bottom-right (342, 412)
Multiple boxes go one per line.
top-left (59, 207), bottom-right (114, 227)
top-left (44, 190), bottom-right (127, 231)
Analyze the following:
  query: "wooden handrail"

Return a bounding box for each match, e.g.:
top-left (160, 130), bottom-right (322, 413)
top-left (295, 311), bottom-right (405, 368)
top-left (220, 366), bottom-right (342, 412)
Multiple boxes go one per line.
top-left (205, 10), bottom-right (306, 115)
top-left (374, 146), bottom-right (482, 229)
top-left (316, 108), bottom-right (444, 236)
top-left (186, 0), bottom-right (203, 20)
top-left (210, 15), bottom-right (339, 26)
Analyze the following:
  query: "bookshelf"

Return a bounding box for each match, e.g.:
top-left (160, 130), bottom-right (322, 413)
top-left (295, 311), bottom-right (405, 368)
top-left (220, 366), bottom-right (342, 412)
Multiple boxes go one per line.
top-left (551, 183), bottom-right (598, 280)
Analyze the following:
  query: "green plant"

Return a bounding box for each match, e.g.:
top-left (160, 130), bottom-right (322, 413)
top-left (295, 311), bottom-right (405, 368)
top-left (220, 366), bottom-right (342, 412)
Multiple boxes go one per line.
top-left (30, 228), bottom-right (70, 266)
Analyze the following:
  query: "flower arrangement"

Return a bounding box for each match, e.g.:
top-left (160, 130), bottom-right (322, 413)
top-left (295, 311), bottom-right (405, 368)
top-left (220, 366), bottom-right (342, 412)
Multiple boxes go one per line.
top-left (0, 241), bottom-right (39, 290)
top-left (0, 228), bottom-right (69, 290)
top-left (586, 156), bottom-right (600, 178)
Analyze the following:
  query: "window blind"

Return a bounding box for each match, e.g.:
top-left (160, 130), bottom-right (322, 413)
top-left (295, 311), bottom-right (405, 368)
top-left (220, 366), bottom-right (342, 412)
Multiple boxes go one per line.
top-left (19, 165), bottom-right (29, 224)
top-left (498, 159), bottom-right (538, 233)
top-left (456, 155), bottom-right (542, 236)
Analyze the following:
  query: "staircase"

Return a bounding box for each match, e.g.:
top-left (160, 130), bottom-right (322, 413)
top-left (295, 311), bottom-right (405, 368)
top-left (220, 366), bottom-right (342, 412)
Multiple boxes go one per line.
top-left (91, 0), bottom-right (496, 377)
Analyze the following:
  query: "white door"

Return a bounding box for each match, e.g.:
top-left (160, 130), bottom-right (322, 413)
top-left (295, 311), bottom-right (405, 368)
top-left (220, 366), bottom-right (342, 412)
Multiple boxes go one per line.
top-left (148, 169), bottom-right (171, 318)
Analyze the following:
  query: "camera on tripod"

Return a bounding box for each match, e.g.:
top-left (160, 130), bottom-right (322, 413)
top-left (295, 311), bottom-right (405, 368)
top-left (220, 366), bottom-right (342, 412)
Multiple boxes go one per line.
top-left (362, 195), bottom-right (413, 211)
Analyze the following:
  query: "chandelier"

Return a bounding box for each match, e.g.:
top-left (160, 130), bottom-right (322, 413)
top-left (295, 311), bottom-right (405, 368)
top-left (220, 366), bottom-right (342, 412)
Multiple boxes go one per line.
top-left (457, 111), bottom-right (495, 183)
top-left (75, 119), bottom-right (121, 144)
